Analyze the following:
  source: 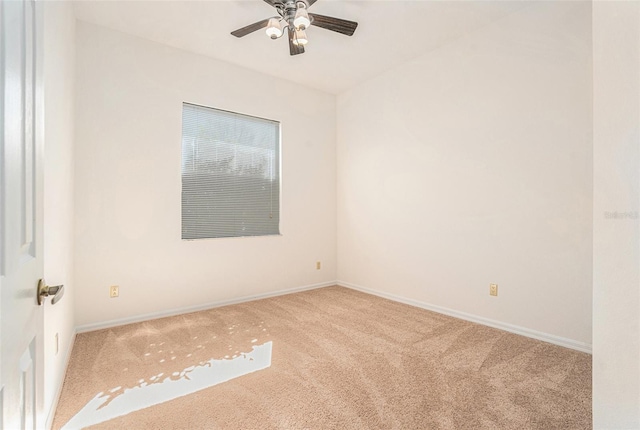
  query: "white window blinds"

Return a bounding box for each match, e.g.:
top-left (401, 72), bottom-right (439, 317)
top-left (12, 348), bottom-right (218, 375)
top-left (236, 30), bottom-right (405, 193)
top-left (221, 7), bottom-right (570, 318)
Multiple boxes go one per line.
top-left (181, 103), bottom-right (280, 239)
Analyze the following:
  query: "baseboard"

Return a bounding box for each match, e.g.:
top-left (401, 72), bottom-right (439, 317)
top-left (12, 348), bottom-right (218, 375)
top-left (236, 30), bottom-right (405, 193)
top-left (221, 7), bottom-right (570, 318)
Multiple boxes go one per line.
top-left (337, 280), bottom-right (592, 354)
top-left (45, 330), bottom-right (77, 430)
top-left (75, 279), bottom-right (592, 353)
top-left (76, 281), bottom-right (336, 333)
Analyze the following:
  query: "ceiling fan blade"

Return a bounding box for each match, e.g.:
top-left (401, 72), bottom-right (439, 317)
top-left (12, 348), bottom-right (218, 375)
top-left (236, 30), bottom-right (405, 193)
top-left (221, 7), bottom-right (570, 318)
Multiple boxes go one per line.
top-left (309, 13), bottom-right (358, 36)
top-left (288, 27), bottom-right (305, 56)
top-left (231, 18), bottom-right (270, 38)
top-left (307, 0), bottom-right (319, 6)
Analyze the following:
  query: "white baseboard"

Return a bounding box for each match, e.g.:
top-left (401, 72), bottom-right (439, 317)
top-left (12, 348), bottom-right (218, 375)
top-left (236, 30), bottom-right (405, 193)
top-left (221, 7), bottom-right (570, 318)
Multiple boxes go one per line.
top-left (76, 281), bottom-right (336, 333)
top-left (45, 330), bottom-right (77, 430)
top-left (337, 280), bottom-right (592, 354)
top-left (75, 279), bottom-right (592, 353)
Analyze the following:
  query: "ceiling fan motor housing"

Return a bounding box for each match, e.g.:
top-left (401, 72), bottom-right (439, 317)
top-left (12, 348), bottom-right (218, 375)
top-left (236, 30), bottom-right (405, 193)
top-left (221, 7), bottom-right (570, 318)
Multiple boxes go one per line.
top-left (277, 0), bottom-right (308, 27)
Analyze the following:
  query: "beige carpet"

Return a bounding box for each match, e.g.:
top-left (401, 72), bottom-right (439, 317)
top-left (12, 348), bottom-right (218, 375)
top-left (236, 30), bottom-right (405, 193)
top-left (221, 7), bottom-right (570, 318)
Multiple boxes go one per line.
top-left (53, 286), bottom-right (591, 429)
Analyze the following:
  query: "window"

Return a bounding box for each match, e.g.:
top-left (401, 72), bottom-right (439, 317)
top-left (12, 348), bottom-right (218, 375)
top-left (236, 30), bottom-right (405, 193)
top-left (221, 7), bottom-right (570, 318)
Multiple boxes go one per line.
top-left (181, 103), bottom-right (280, 239)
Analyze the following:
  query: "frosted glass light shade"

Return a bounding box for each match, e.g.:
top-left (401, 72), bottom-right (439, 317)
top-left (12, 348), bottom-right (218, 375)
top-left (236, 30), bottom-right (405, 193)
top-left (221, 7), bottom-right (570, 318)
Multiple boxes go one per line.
top-left (266, 18), bottom-right (283, 39)
top-left (293, 7), bottom-right (310, 30)
top-left (292, 28), bottom-right (308, 46)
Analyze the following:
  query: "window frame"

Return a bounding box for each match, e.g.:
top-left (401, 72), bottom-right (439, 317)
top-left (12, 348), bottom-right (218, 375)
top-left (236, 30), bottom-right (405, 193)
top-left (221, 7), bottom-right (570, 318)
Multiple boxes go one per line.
top-left (180, 102), bottom-right (283, 241)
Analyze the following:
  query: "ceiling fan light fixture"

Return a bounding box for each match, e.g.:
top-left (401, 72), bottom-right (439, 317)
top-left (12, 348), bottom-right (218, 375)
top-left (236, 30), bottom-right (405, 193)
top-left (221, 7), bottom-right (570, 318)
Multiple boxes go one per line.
top-left (265, 18), bottom-right (284, 39)
top-left (292, 27), bottom-right (308, 46)
top-left (231, 0), bottom-right (358, 56)
top-left (293, 5), bottom-right (310, 30)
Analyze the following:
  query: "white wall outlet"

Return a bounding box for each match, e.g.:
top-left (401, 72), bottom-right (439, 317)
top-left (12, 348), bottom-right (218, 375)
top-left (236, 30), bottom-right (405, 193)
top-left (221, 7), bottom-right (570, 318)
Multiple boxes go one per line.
top-left (110, 285), bottom-right (119, 298)
top-left (490, 283), bottom-right (498, 296)
top-left (316, 261), bottom-right (321, 270)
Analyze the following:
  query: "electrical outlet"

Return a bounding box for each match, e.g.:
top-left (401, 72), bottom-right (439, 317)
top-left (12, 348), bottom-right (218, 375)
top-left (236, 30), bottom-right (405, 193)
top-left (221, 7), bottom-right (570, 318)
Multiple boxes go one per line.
top-left (110, 285), bottom-right (119, 298)
top-left (316, 261), bottom-right (321, 270)
top-left (55, 333), bottom-right (59, 355)
top-left (490, 283), bottom-right (498, 296)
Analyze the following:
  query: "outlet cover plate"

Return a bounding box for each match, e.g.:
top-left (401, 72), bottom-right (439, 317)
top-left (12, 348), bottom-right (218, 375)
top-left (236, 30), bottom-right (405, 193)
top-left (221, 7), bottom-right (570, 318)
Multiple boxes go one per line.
top-left (490, 283), bottom-right (498, 296)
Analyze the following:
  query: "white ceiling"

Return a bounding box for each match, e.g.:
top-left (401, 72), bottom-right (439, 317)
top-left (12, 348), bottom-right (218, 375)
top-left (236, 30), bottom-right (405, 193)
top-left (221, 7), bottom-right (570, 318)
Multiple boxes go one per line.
top-left (73, 0), bottom-right (533, 94)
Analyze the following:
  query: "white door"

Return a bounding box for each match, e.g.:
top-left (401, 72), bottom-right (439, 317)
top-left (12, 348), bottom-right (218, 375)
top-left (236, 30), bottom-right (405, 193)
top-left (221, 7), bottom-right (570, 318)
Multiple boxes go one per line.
top-left (1, 0), bottom-right (46, 428)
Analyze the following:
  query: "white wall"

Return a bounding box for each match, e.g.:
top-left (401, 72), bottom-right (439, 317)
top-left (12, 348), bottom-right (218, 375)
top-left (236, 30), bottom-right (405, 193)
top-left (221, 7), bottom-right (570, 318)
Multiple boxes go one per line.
top-left (43, 1), bottom-right (76, 426)
top-left (337, 1), bottom-right (593, 347)
top-left (74, 22), bottom-right (336, 327)
top-left (592, 1), bottom-right (640, 427)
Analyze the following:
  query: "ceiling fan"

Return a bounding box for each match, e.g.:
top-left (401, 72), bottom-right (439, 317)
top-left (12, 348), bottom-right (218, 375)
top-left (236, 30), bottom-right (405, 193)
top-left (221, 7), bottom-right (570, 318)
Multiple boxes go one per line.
top-left (231, 0), bottom-right (358, 56)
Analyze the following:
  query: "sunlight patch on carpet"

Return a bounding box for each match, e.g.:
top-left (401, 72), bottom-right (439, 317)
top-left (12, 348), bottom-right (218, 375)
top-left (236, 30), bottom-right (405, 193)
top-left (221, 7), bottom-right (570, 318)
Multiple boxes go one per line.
top-left (61, 341), bottom-right (273, 429)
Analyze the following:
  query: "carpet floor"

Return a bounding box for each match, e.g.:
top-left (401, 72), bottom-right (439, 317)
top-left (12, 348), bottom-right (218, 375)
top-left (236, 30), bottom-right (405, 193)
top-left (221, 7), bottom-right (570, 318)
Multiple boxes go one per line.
top-left (53, 286), bottom-right (591, 429)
